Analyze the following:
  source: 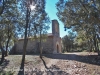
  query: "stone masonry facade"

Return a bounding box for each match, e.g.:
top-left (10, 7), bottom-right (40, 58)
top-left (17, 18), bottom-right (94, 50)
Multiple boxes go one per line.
top-left (10, 20), bottom-right (62, 54)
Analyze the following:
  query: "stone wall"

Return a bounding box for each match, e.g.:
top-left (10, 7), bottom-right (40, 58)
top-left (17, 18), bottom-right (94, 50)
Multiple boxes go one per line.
top-left (42, 36), bottom-right (54, 53)
top-left (11, 36), bottom-right (54, 54)
top-left (14, 39), bottom-right (37, 54)
top-left (53, 36), bottom-right (62, 53)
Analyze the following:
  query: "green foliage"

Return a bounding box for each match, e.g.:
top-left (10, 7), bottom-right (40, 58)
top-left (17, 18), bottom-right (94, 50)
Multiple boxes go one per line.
top-left (18, 0), bottom-right (50, 38)
top-left (62, 31), bottom-right (76, 52)
top-left (0, 0), bottom-right (50, 48)
top-left (0, 0), bottom-right (20, 50)
top-left (56, 0), bottom-right (100, 53)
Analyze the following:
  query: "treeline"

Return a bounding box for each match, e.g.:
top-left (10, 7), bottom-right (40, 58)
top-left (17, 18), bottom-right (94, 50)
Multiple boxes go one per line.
top-left (56, 0), bottom-right (100, 55)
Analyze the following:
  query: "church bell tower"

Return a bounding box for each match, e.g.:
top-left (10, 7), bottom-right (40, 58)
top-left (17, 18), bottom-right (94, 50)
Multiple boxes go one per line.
top-left (52, 20), bottom-right (60, 37)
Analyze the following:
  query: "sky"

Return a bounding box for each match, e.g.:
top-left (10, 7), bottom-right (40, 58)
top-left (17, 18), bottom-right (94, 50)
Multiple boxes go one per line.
top-left (45, 0), bottom-right (70, 38)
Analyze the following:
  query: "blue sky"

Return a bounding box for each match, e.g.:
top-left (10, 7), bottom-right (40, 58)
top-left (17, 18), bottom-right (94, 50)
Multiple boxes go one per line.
top-left (45, 0), bottom-right (70, 38)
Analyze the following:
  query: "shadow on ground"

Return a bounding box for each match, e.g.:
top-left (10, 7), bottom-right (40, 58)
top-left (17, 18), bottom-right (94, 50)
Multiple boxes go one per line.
top-left (24, 58), bottom-right (70, 75)
top-left (43, 54), bottom-right (100, 66)
top-left (18, 53), bottom-right (100, 75)
top-left (0, 58), bottom-right (10, 74)
top-left (41, 57), bottom-right (69, 75)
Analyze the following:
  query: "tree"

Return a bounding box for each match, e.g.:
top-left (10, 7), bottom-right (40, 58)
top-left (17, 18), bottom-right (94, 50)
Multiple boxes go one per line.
top-left (0, 0), bottom-right (24, 63)
top-left (62, 31), bottom-right (76, 52)
top-left (0, 0), bottom-right (7, 64)
top-left (56, 0), bottom-right (100, 55)
top-left (1, 0), bottom-right (20, 56)
top-left (17, 0), bottom-right (50, 74)
top-left (26, 0), bottom-right (50, 58)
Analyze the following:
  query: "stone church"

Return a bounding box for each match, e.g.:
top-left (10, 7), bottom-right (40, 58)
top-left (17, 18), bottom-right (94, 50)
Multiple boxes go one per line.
top-left (10, 20), bottom-right (62, 54)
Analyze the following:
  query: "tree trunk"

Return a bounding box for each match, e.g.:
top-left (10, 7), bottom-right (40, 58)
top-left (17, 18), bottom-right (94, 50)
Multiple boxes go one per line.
top-left (96, 39), bottom-right (100, 55)
top-left (20, 7), bottom-right (30, 74)
top-left (1, 50), bottom-right (4, 63)
top-left (93, 34), bottom-right (97, 52)
top-left (5, 34), bottom-right (11, 56)
top-left (88, 39), bottom-right (92, 52)
top-left (0, 0), bottom-right (6, 64)
top-left (40, 46), bottom-right (42, 58)
top-left (0, 43), bottom-right (5, 64)
top-left (40, 27), bottom-right (42, 58)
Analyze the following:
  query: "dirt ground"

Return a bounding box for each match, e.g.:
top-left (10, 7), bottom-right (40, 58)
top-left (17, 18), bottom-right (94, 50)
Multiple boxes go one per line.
top-left (0, 52), bottom-right (100, 75)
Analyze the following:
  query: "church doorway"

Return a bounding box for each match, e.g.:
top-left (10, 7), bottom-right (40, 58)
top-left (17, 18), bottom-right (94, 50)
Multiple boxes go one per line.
top-left (57, 44), bottom-right (59, 53)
